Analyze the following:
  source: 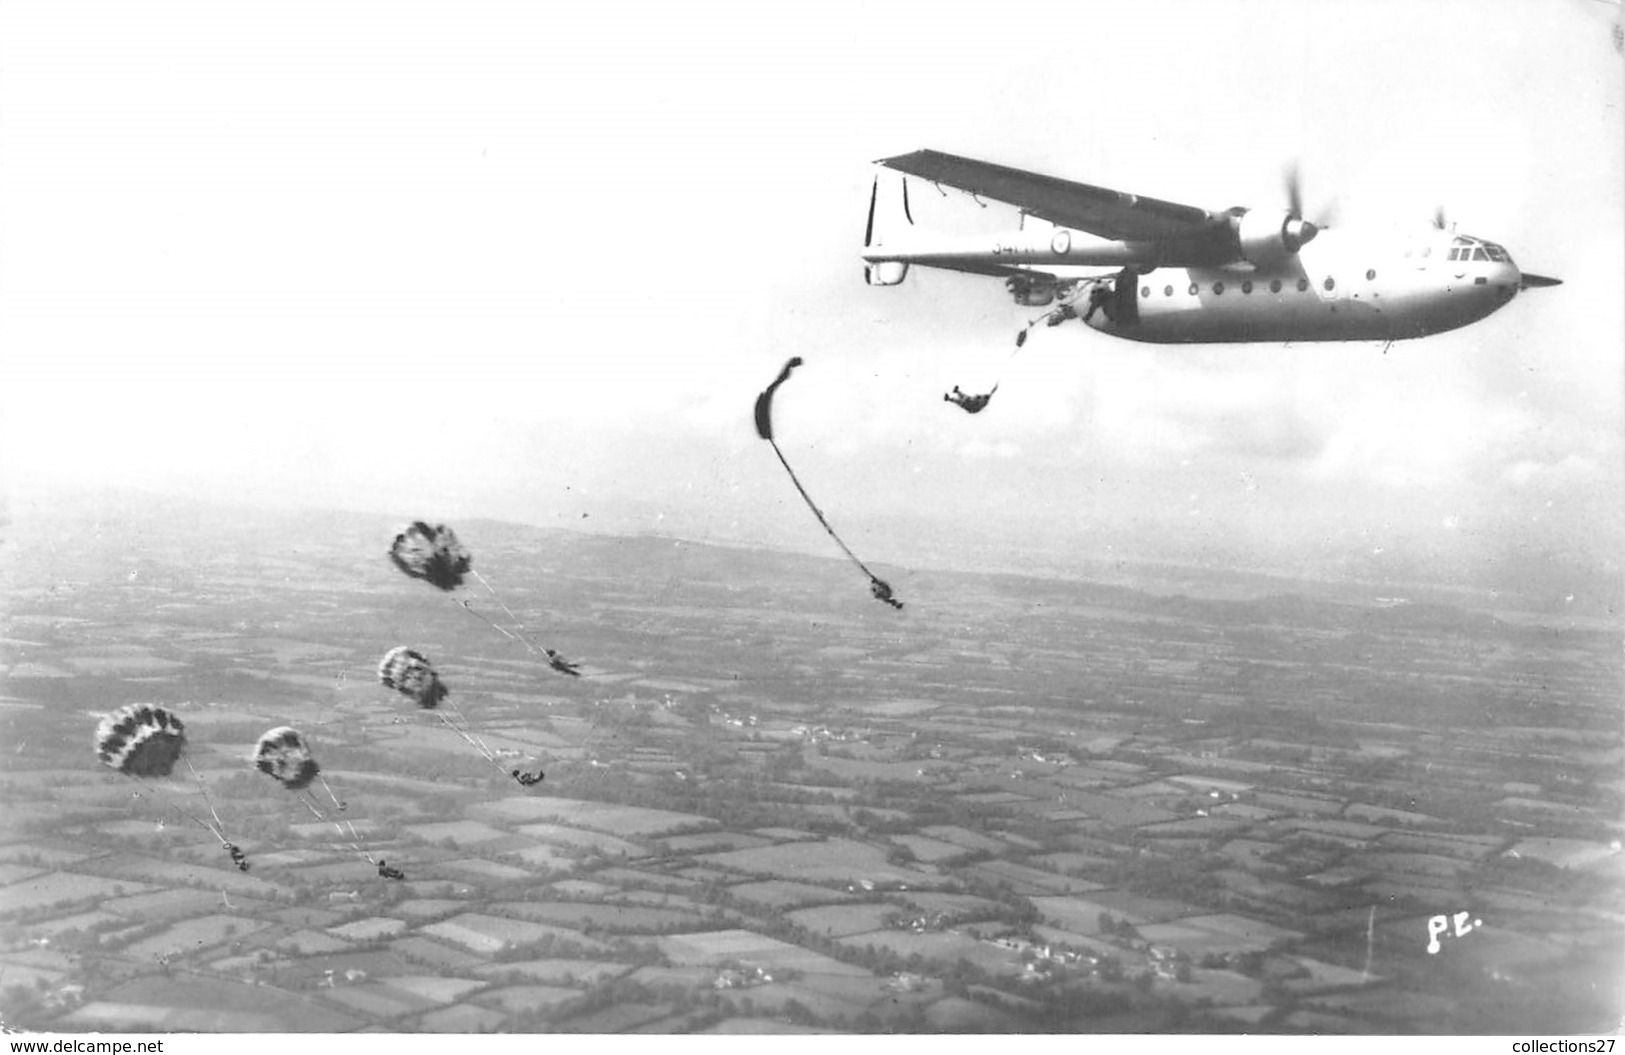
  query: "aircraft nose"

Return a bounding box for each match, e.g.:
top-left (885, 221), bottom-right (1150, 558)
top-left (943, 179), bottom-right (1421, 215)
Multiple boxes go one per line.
top-left (1492, 262), bottom-right (1522, 296)
top-left (1517, 269), bottom-right (1563, 290)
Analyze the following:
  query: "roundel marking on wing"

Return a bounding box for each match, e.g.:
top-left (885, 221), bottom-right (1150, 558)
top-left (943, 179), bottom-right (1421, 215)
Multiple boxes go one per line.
top-left (1051, 230), bottom-right (1072, 256)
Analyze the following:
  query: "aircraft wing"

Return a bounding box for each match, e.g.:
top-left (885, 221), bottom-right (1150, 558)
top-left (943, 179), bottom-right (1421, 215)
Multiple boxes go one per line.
top-left (876, 149), bottom-right (1220, 243)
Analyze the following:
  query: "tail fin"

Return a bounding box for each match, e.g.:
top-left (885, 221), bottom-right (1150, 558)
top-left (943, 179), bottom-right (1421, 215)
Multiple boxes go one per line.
top-left (862, 173), bottom-right (912, 286)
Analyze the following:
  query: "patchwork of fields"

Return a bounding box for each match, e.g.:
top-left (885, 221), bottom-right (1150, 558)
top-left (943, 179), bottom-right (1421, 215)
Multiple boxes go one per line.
top-left (2, 504), bottom-right (1621, 1033)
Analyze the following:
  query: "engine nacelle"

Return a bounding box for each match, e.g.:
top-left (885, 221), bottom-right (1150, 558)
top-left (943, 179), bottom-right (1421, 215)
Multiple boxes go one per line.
top-left (1004, 274), bottom-right (1056, 307)
top-left (865, 261), bottom-right (910, 286)
top-left (1232, 208), bottom-right (1318, 266)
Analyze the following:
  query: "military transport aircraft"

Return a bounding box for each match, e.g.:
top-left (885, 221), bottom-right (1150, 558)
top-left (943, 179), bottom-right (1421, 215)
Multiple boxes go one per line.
top-left (861, 149), bottom-right (1561, 345)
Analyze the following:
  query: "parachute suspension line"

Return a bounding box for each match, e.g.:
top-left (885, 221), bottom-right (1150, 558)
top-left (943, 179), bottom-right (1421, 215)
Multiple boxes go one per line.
top-left (157, 784), bottom-right (225, 843)
top-left (179, 811), bottom-right (224, 841)
top-left (310, 774), bottom-right (364, 846)
top-left (454, 596), bottom-right (532, 650)
top-left (299, 791), bottom-right (373, 864)
top-left (316, 772), bottom-right (348, 813)
top-left (767, 438), bottom-right (893, 599)
top-left (129, 784), bottom-right (214, 840)
top-left (471, 569), bottom-right (533, 645)
top-left (459, 578), bottom-right (582, 677)
top-left (432, 705), bottom-right (510, 779)
top-left (178, 756), bottom-right (231, 845)
top-left (436, 705), bottom-right (491, 760)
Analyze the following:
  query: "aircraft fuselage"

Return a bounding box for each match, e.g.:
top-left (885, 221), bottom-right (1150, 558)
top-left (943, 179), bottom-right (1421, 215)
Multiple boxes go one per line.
top-left (1084, 229), bottom-right (1522, 344)
top-left (865, 221), bottom-right (1539, 344)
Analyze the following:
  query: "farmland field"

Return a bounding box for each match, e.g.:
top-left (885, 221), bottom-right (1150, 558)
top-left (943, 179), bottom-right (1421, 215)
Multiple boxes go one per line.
top-left (477, 984), bottom-right (580, 1015)
top-left (726, 879), bottom-right (852, 909)
top-left (697, 839), bottom-right (935, 885)
top-left (474, 959), bottom-right (632, 985)
top-left (3, 495), bottom-right (1620, 1035)
top-left (785, 902), bottom-right (896, 937)
top-left (492, 900), bottom-right (704, 931)
top-left (478, 798), bottom-right (713, 836)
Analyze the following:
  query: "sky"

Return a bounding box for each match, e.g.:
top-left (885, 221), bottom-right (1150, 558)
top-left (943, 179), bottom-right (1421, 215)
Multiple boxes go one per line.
top-left (3, 0), bottom-right (1621, 610)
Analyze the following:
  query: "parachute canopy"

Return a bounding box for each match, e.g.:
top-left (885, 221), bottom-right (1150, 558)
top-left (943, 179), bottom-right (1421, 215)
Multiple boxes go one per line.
top-left (753, 356), bottom-right (803, 442)
top-left (96, 704), bottom-right (187, 777)
top-left (253, 726), bottom-right (320, 791)
top-left (389, 521), bottom-right (472, 591)
top-left (378, 646), bottom-right (448, 709)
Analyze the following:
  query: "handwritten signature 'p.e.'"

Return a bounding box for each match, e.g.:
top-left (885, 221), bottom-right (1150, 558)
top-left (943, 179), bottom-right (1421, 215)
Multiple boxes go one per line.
top-left (1426, 911), bottom-right (1482, 954)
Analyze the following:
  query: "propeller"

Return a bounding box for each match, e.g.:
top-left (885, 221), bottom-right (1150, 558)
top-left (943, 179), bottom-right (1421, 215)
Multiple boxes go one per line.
top-left (1432, 205), bottom-right (1449, 231)
top-left (1281, 163), bottom-right (1321, 252)
top-left (1285, 162), bottom-right (1304, 220)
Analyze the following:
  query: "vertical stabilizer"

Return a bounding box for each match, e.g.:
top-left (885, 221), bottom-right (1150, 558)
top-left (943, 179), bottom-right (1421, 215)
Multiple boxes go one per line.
top-left (862, 171), bottom-right (913, 286)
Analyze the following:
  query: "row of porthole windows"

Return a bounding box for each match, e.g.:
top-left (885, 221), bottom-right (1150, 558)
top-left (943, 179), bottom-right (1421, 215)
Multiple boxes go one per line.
top-left (1142, 270), bottom-right (1378, 298)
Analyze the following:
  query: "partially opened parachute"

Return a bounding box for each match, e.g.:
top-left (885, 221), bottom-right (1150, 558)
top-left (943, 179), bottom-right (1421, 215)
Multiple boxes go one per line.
top-left (253, 726), bottom-right (319, 791)
top-left (753, 356), bottom-right (904, 610)
top-left (96, 704), bottom-right (187, 777)
top-left (753, 356), bottom-right (803, 442)
top-left (389, 522), bottom-right (471, 591)
top-left (378, 646), bottom-right (447, 708)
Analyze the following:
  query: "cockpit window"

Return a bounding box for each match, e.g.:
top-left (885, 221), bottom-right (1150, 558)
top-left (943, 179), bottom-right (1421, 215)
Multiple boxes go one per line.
top-left (1449, 235), bottom-right (1507, 264)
